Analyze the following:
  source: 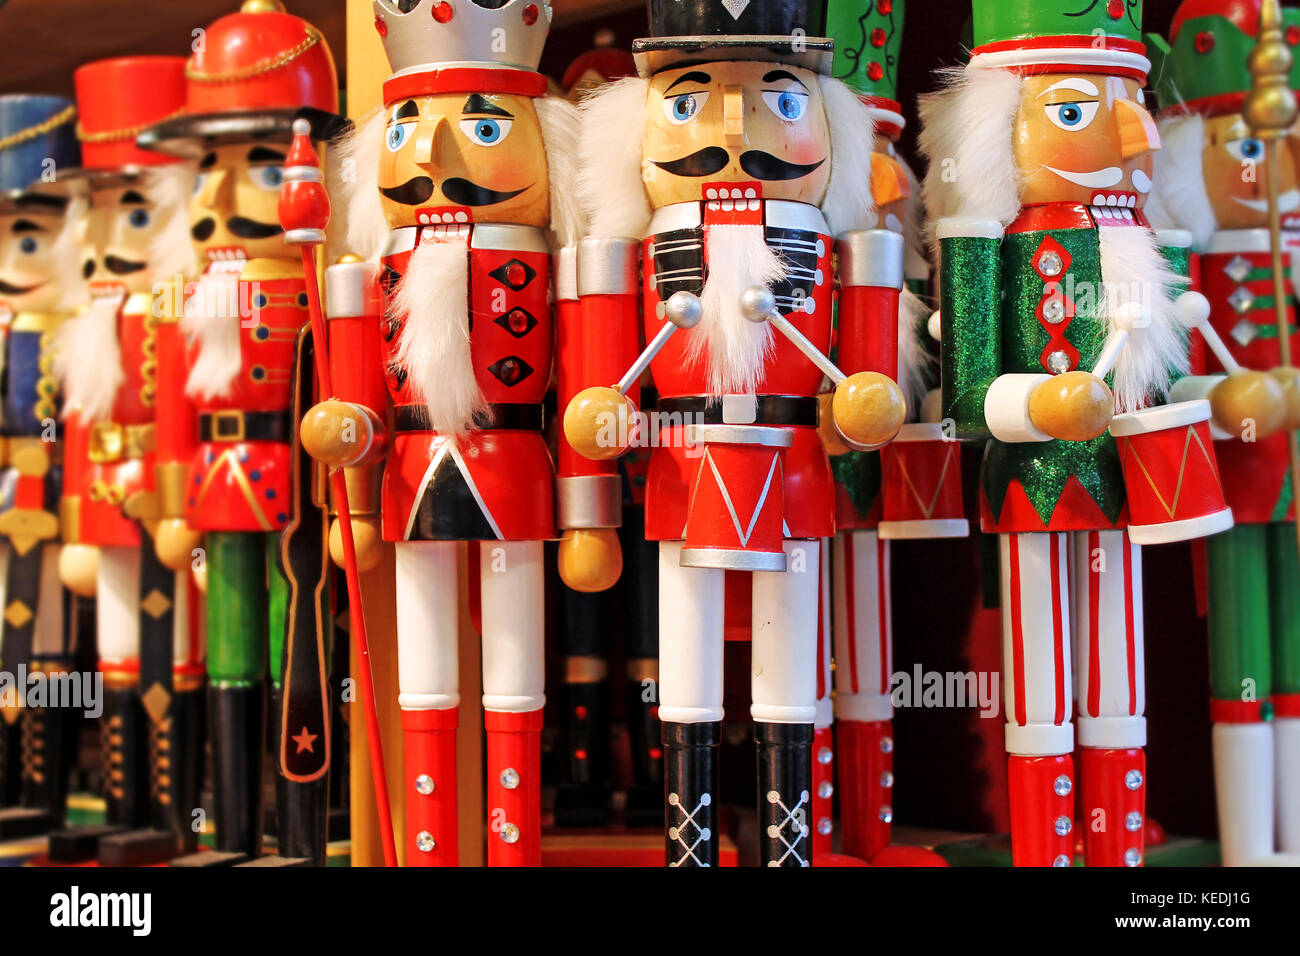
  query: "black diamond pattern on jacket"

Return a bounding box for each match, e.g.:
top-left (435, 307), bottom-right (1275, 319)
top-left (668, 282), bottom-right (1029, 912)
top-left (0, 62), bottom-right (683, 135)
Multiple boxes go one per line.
top-left (488, 258), bottom-right (536, 291)
top-left (487, 356), bottom-right (533, 386)
top-left (494, 308), bottom-right (538, 339)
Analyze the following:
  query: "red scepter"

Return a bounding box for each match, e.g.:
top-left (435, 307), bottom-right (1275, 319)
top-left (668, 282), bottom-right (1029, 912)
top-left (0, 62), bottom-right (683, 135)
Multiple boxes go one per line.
top-left (279, 117), bottom-right (397, 867)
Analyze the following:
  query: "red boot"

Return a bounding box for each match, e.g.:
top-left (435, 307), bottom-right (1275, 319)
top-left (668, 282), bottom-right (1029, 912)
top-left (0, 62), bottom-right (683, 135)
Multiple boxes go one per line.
top-left (1080, 747), bottom-right (1145, 867)
top-left (402, 708), bottom-right (459, 866)
top-left (1008, 754), bottom-right (1075, 867)
top-left (485, 709), bottom-right (543, 867)
top-left (837, 719), bottom-right (893, 860)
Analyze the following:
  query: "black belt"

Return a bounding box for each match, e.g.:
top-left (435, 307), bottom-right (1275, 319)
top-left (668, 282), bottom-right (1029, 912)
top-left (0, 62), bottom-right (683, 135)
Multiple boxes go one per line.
top-left (394, 403), bottom-right (543, 432)
top-left (656, 396), bottom-right (819, 428)
top-left (199, 410), bottom-right (291, 443)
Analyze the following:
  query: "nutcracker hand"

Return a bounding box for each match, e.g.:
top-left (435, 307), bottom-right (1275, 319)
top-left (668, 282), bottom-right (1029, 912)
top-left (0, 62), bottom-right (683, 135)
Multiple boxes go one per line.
top-left (155, 517), bottom-right (203, 573)
top-left (831, 371), bottom-right (906, 449)
top-left (329, 515), bottom-right (384, 572)
top-left (557, 528), bottom-right (622, 592)
top-left (1028, 371), bottom-right (1114, 441)
top-left (563, 387), bottom-right (638, 461)
top-left (817, 392), bottom-right (851, 456)
top-left (301, 400), bottom-right (383, 468)
top-left (58, 544), bottom-right (100, 597)
top-left (1210, 370), bottom-right (1286, 439)
top-left (1267, 366), bottom-right (1300, 431)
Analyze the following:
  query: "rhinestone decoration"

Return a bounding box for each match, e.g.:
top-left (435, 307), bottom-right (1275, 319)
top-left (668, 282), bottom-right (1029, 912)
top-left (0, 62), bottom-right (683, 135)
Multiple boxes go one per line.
top-left (1124, 847), bottom-right (1142, 867)
top-left (817, 747), bottom-right (833, 765)
top-left (1231, 318), bottom-right (1259, 346)
top-left (415, 774), bottom-right (434, 795)
top-left (818, 780), bottom-right (834, 799)
top-left (1125, 811), bottom-right (1143, 832)
top-left (1223, 255), bottom-right (1252, 283)
top-left (817, 817), bottom-right (833, 836)
top-left (1042, 297), bottom-right (1066, 324)
top-left (1047, 349), bottom-right (1072, 374)
top-left (1054, 815), bottom-right (1073, 836)
top-left (1038, 251), bottom-right (1064, 277)
top-left (880, 736), bottom-right (894, 754)
top-left (880, 770), bottom-right (894, 788)
top-left (1125, 769), bottom-right (1144, 791)
top-left (878, 805), bottom-right (893, 823)
top-left (500, 823), bottom-right (520, 844)
top-left (500, 768), bottom-right (520, 790)
top-left (1228, 286), bottom-right (1257, 314)
top-left (1054, 774), bottom-right (1072, 797)
top-left (1052, 854), bottom-right (1072, 867)
top-left (416, 831), bottom-right (435, 852)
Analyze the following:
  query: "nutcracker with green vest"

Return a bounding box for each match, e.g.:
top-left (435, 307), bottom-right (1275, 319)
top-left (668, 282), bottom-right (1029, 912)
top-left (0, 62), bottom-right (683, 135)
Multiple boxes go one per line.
top-left (1146, 0), bottom-right (1300, 866)
top-left (822, 0), bottom-right (956, 867)
top-left (0, 95), bottom-right (85, 842)
top-left (919, 0), bottom-right (1241, 867)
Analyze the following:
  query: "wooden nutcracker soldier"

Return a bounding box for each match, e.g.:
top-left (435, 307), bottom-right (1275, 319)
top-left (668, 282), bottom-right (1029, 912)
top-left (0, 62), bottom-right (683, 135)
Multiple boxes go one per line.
top-left (1146, 0), bottom-right (1300, 865)
top-left (821, 0), bottom-right (955, 866)
top-left (135, 0), bottom-right (342, 861)
top-left (563, 0), bottom-right (908, 867)
top-left (919, 0), bottom-right (1245, 866)
top-left (0, 94), bottom-right (83, 841)
top-left (300, 0), bottom-right (581, 866)
top-left (45, 55), bottom-right (204, 865)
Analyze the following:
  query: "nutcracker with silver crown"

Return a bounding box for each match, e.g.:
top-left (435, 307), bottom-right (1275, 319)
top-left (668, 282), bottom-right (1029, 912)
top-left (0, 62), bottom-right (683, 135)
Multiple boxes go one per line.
top-left (44, 55), bottom-right (205, 866)
top-left (0, 95), bottom-right (82, 842)
top-left (300, 0), bottom-right (581, 867)
top-left (1146, 0), bottom-right (1300, 866)
top-left (820, 0), bottom-right (958, 866)
top-left (919, 0), bottom-right (1241, 867)
top-left (563, 0), bottom-right (908, 867)
top-left (136, 0), bottom-right (344, 862)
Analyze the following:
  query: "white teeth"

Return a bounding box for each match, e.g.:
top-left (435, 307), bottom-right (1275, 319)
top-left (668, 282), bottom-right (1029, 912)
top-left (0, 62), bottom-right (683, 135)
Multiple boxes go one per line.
top-left (454, 210), bottom-right (468, 222)
top-left (1127, 194), bottom-right (1136, 208)
top-left (1121, 208), bottom-right (1134, 221)
top-left (744, 187), bottom-right (756, 198)
top-left (706, 187), bottom-right (718, 199)
top-left (729, 187), bottom-right (742, 199)
top-left (1106, 194), bottom-right (1119, 206)
top-left (721, 200), bottom-right (734, 211)
top-left (1093, 193), bottom-right (1105, 205)
top-left (418, 213), bottom-right (430, 224)
top-left (707, 200), bottom-right (719, 211)
top-left (748, 200), bottom-right (760, 211)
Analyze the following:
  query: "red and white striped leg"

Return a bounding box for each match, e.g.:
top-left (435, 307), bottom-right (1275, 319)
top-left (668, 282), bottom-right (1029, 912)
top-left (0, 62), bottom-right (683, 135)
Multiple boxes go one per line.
top-left (999, 533), bottom-right (1075, 866)
top-left (395, 541), bottom-right (461, 866)
top-left (480, 540), bottom-right (545, 867)
top-left (813, 539), bottom-right (834, 858)
top-left (1072, 530), bottom-right (1146, 867)
top-left (831, 530), bottom-right (894, 860)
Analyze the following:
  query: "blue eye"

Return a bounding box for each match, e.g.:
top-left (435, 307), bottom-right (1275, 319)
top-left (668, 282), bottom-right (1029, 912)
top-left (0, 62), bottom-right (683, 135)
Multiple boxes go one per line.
top-left (251, 166), bottom-right (284, 191)
top-left (1060, 104), bottom-right (1082, 125)
top-left (129, 208), bottom-right (151, 228)
top-left (473, 119), bottom-right (501, 143)
top-left (19, 236), bottom-right (37, 254)
top-left (458, 117), bottom-right (514, 147)
top-left (386, 122), bottom-right (414, 152)
top-left (1044, 100), bottom-right (1100, 132)
top-left (762, 89), bottom-right (809, 122)
top-left (1239, 138), bottom-right (1263, 160)
top-left (662, 91), bottom-right (709, 125)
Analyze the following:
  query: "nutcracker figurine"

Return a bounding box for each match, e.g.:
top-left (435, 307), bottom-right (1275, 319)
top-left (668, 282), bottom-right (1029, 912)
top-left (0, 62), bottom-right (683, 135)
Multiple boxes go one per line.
top-left (822, 0), bottom-right (956, 865)
top-left (135, 0), bottom-right (342, 860)
top-left (563, 0), bottom-right (908, 866)
top-left (300, 0), bottom-right (581, 866)
top-left (46, 55), bottom-right (203, 865)
top-left (1146, 0), bottom-right (1300, 865)
top-left (0, 94), bottom-right (82, 841)
top-left (919, 0), bottom-right (1241, 866)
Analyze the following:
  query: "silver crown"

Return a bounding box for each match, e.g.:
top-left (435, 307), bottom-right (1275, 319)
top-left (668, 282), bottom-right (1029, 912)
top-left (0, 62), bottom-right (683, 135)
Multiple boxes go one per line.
top-left (374, 0), bottom-right (552, 77)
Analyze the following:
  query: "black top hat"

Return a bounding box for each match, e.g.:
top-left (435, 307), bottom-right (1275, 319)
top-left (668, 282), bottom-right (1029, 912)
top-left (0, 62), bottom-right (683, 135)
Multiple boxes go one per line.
top-left (634, 0), bottom-right (832, 76)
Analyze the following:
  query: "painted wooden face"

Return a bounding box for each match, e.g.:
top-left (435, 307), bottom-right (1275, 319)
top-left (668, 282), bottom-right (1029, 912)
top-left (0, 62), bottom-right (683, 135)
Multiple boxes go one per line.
top-left (1014, 73), bottom-right (1159, 209)
top-left (1199, 113), bottom-right (1300, 231)
top-left (0, 208), bottom-right (70, 313)
top-left (642, 60), bottom-right (831, 208)
top-left (378, 92), bottom-right (549, 230)
top-left (189, 143), bottom-right (290, 262)
top-left (83, 182), bottom-right (178, 294)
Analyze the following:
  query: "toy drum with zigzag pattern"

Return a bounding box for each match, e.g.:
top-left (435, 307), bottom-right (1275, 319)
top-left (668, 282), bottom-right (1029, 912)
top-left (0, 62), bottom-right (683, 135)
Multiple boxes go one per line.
top-left (878, 422), bottom-right (969, 539)
top-left (1109, 399), bottom-right (1234, 545)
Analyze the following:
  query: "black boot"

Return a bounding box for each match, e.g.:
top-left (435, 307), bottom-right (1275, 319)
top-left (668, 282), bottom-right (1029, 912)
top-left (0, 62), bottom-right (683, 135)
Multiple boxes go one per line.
top-left (755, 721), bottom-right (813, 867)
top-left (102, 684), bottom-right (150, 828)
top-left (209, 683), bottom-right (265, 857)
top-left (0, 714), bottom-right (19, 806)
top-left (555, 671), bottom-right (612, 826)
top-left (663, 721), bottom-right (719, 867)
top-left (624, 667), bottom-right (663, 827)
top-left (0, 702), bottom-right (77, 839)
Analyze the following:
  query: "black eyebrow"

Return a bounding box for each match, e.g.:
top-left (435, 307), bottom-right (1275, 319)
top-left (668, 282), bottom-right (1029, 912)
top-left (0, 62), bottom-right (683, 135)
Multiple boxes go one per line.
top-left (12, 219), bottom-right (45, 233)
top-left (394, 99), bottom-right (419, 120)
top-left (247, 146), bottom-right (286, 163)
top-left (120, 190), bottom-right (147, 205)
top-left (198, 151), bottom-right (218, 170)
top-left (665, 70), bottom-right (712, 92)
top-left (763, 69), bottom-right (808, 91)
top-left (463, 94), bottom-right (512, 117)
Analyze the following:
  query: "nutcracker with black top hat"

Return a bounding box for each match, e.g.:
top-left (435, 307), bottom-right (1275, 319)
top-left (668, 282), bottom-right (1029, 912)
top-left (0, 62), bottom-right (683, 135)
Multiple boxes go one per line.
top-left (136, 0), bottom-right (345, 863)
top-left (919, 0), bottom-right (1246, 867)
top-left (563, 0), bottom-right (906, 867)
top-left (1146, 0), bottom-right (1300, 866)
top-left (299, 0), bottom-right (581, 866)
top-left (43, 55), bottom-right (204, 866)
top-left (0, 95), bottom-right (83, 842)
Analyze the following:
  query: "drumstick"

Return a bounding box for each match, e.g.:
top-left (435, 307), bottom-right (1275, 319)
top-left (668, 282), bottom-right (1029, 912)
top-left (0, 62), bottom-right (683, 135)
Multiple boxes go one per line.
top-left (615, 291), bottom-right (702, 394)
top-left (1092, 302), bottom-right (1141, 381)
top-left (1174, 290), bottom-right (1243, 375)
top-left (739, 286), bottom-right (848, 384)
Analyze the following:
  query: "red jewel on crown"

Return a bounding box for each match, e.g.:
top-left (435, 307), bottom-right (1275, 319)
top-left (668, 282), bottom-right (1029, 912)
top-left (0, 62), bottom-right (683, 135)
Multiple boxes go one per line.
top-left (868, 61), bottom-right (884, 81)
top-left (432, 2), bottom-right (453, 22)
top-left (523, 3), bottom-right (538, 24)
top-left (1287, 24), bottom-right (1300, 45)
top-left (1106, 0), bottom-right (1124, 19)
top-left (1194, 30), bottom-right (1215, 54)
top-left (375, 13), bottom-right (387, 35)
top-left (871, 27), bottom-right (886, 47)
top-left (878, 0), bottom-right (892, 13)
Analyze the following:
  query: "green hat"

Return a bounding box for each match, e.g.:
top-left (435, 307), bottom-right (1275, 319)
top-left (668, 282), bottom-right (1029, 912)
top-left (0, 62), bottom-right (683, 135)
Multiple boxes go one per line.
top-left (1149, 0), bottom-right (1300, 117)
top-left (826, 0), bottom-right (906, 138)
top-left (967, 0), bottom-right (1150, 80)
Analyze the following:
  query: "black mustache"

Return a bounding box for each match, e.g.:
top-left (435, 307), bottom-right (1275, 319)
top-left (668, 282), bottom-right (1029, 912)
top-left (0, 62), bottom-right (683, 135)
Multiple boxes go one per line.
top-left (380, 177), bottom-right (435, 205)
top-left (440, 178), bottom-right (527, 207)
top-left (192, 218), bottom-right (216, 241)
top-left (228, 216), bottom-right (283, 240)
top-left (0, 279), bottom-right (41, 296)
top-left (739, 150), bottom-right (825, 181)
top-left (105, 255), bottom-right (146, 276)
top-left (651, 147), bottom-right (730, 178)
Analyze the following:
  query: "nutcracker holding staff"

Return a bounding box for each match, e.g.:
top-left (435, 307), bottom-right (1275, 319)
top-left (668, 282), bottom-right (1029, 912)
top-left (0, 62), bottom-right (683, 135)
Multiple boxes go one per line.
top-left (0, 95), bottom-right (82, 840)
top-left (919, 0), bottom-right (1240, 866)
top-left (564, 0), bottom-right (907, 866)
top-left (300, 0), bottom-right (581, 866)
top-left (1146, 0), bottom-right (1300, 865)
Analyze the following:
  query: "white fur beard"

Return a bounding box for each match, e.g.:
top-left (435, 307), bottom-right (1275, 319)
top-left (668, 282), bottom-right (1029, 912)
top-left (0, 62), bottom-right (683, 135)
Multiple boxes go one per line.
top-left (391, 237), bottom-right (485, 436)
top-left (54, 292), bottom-right (125, 423)
top-left (182, 273), bottom-right (244, 401)
top-left (1098, 225), bottom-right (1189, 412)
top-left (145, 165), bottom-right (198, 282)
top-left (897, 287), bottom-right (932, 410)
top-left (690, 224), bottom-right (784, 396)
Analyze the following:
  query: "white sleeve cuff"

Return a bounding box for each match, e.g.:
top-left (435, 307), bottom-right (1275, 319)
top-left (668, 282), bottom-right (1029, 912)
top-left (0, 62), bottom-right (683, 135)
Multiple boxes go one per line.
top-left (985, 373), bottom-right (1052, 443)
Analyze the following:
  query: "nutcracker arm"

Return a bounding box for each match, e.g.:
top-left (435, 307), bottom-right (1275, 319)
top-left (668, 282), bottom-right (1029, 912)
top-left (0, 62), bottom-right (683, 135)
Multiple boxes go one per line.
top-left (937, 218), bottom-right (1004, 439)
top-left (836, 228), bottom-right (904, 379)
top-left (153, 277), bottom-right (198, 519)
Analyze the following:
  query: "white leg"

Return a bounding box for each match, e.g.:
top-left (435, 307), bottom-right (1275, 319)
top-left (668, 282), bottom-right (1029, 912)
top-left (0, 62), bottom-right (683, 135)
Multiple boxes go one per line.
top-left (831, 530), bottom-right (892, 722)
top-left (172, 569), bottom-right (204, 671)
top-left (1275, 717), bottom-right (1300, 853)
top-left (815, 539), bottom-right (832, 732)
top-left (658, 541), bottom-right (724, 724)
top-left (95, 545), bottom-right (140, 669)
top-left (1213, 722), bottom-right (1275, 866)
top-left (394, 540), bottom-right (460, 711)
top-left (751, 539), bottom-right (819, 724)
top-left (479, 540), bottom-right (544, 713)
top-left (1000, 532), bottom-right (1073, 756)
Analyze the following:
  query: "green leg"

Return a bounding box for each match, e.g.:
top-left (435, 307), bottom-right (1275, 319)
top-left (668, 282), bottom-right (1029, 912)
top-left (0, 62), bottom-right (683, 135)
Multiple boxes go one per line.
top-left (267, 533), bottom-right (289, 693)
top-left (1207, 525), bottom-right (1273, 705)
top-left (1268, 523), bottom-right (1300, 698)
